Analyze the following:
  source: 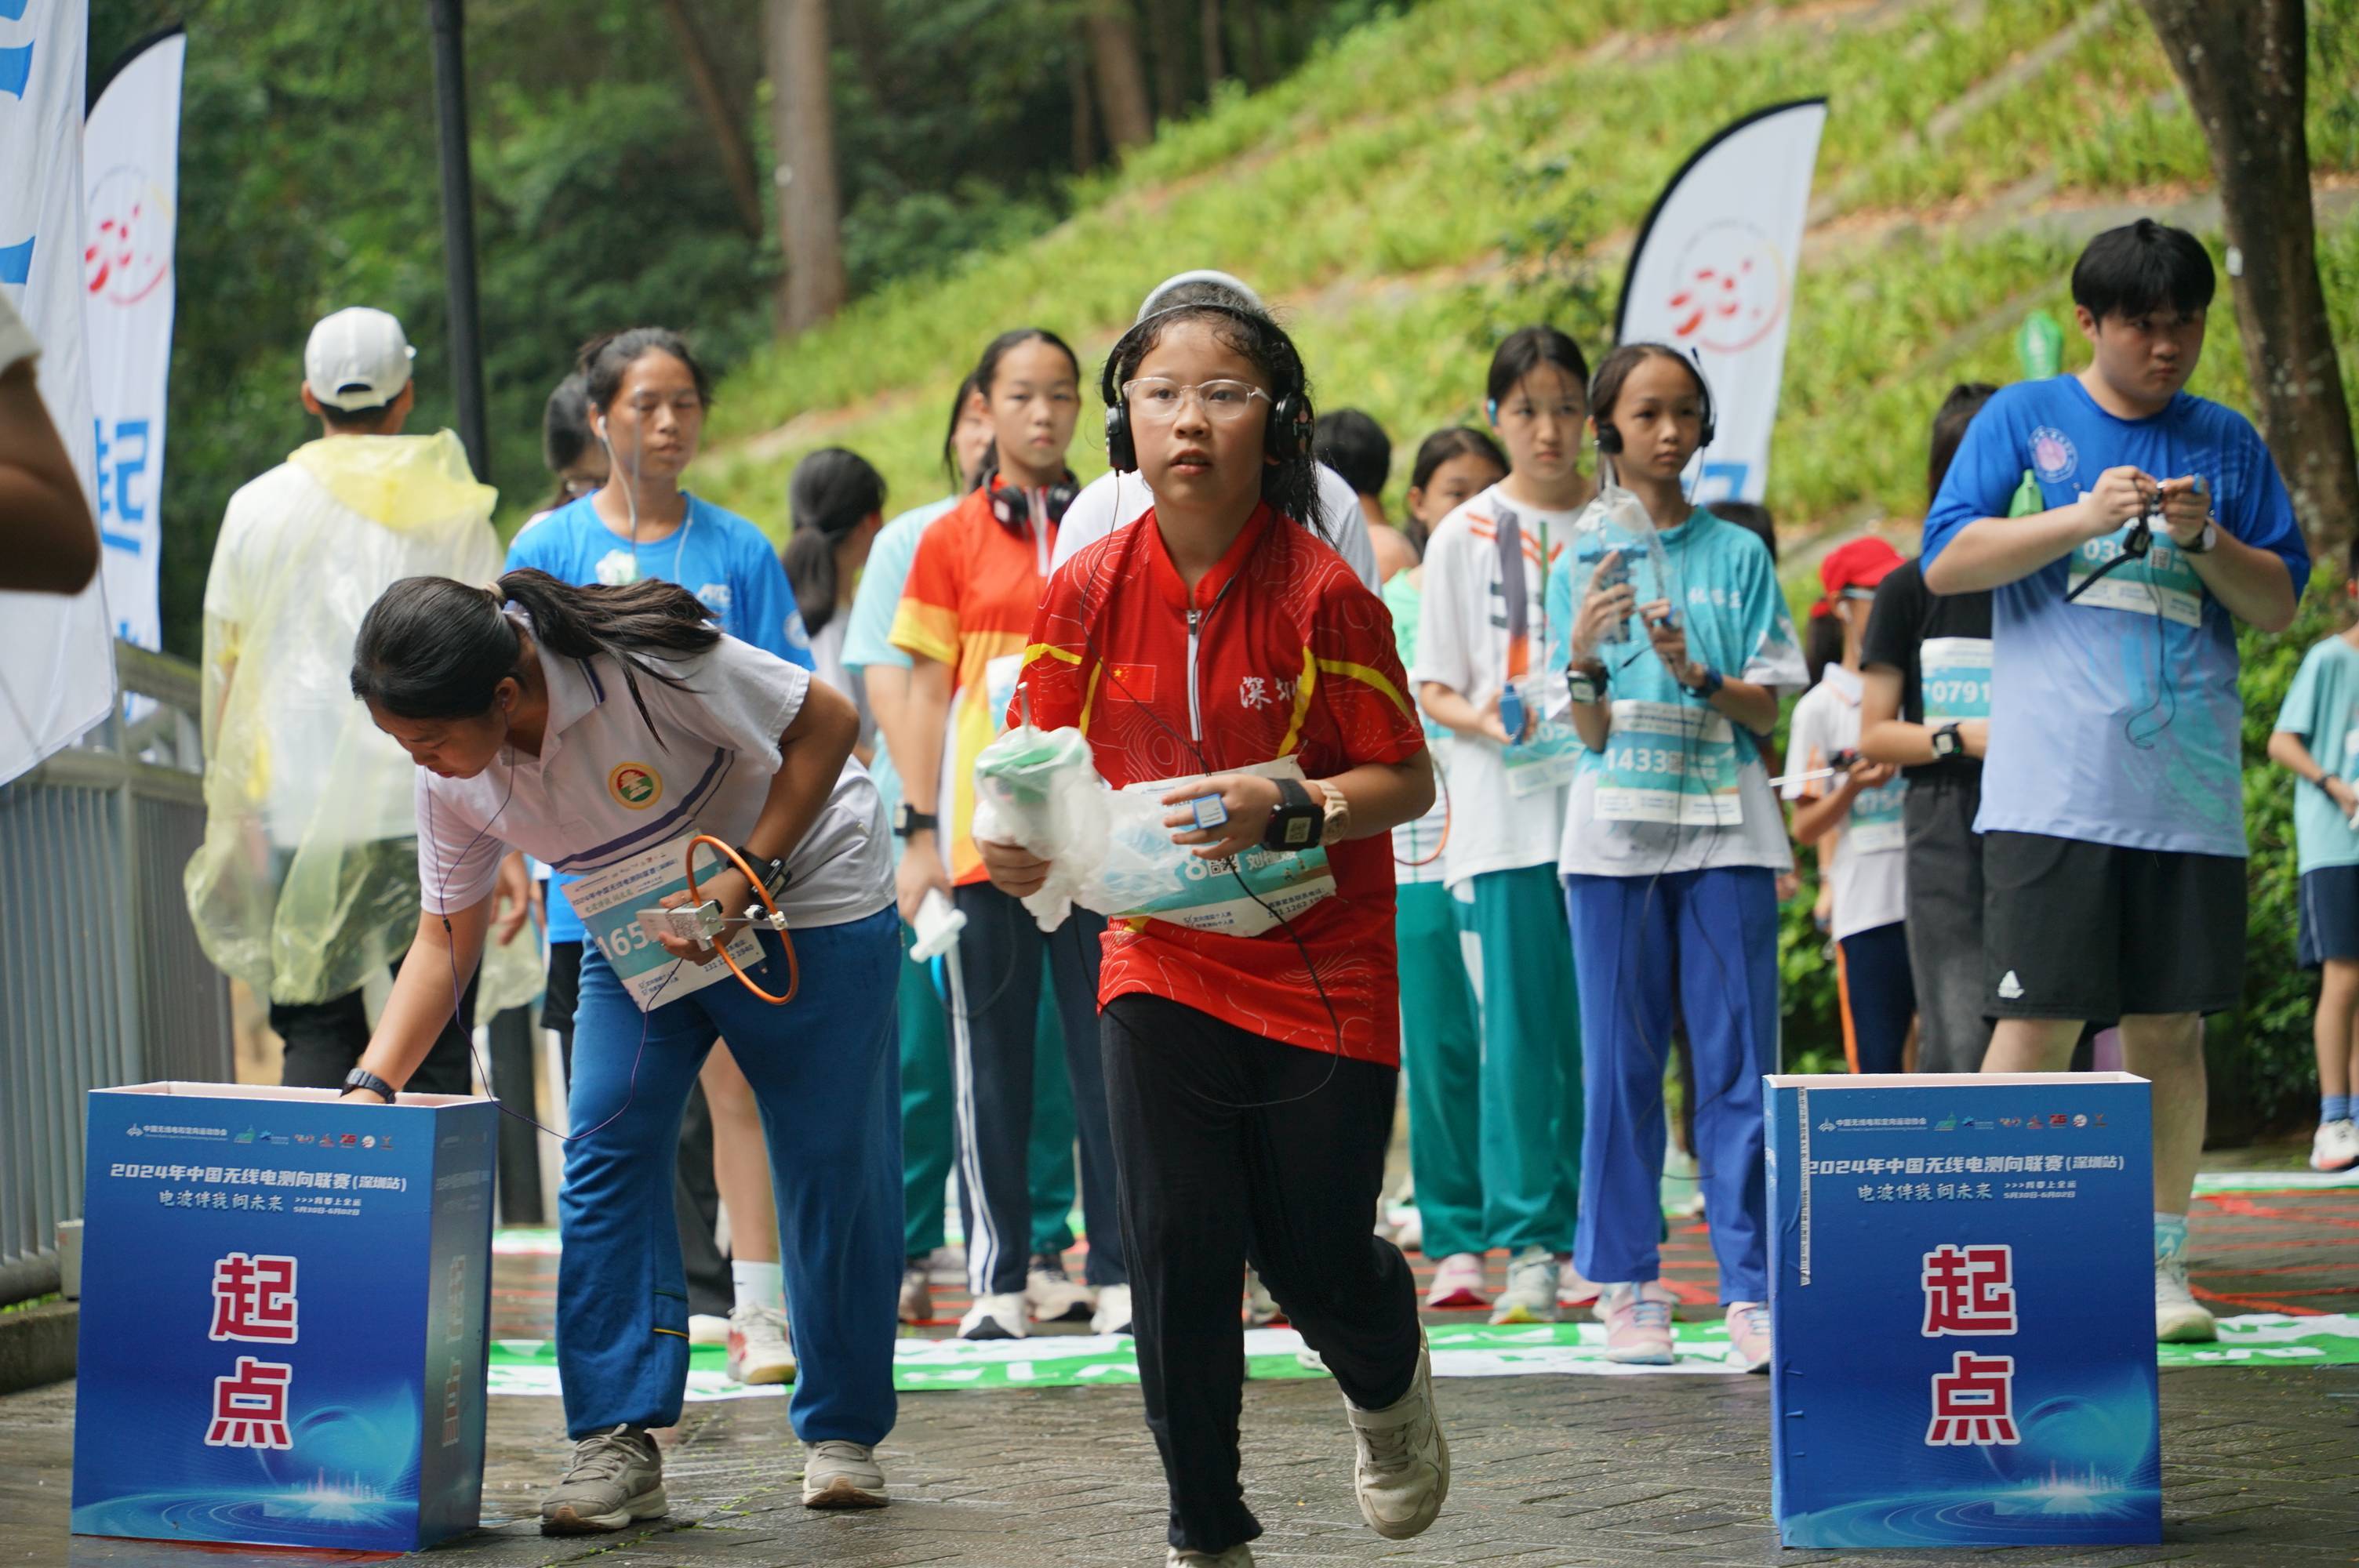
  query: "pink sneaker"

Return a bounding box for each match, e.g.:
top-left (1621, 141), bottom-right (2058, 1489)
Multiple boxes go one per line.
top-left (1424, 1253), bottom-right (1488, 1308)
top-left (1556, 1255), bottom-right (1600, 1308)
top-left (1724, 1301), bottom-right (1772, 1372)
top-left (1594, 1281), bottom-right (1676, 1365)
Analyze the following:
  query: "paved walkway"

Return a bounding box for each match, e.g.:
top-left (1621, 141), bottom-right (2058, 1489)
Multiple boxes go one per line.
top-left (10, 1157), bottom-right (2355, 1567)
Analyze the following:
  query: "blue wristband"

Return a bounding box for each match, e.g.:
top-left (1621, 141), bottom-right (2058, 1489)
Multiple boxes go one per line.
top-left (1684, 663), bottom-right (1724, 699)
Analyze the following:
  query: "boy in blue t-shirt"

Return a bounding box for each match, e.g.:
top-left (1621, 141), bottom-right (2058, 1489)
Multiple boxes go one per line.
top-left (2266, 577), bottom-right (2359, 1176)
top-left (1922, 220), bottom-right (2311, 1346)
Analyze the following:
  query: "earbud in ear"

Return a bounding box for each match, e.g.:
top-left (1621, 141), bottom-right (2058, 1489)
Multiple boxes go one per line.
top-left (1485, 398), bottom-right (1499, 426)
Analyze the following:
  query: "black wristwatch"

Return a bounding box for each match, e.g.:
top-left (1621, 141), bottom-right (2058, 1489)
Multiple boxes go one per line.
top-left (735, 845), bottom-right (791, 902)
top-left (1567, 662), bottom-right (1606, 706)
top-left (892, 804), bottom-right (938, 839)
top-left (1682, 663), bottom-right (1725, 699)
top-left (1929, 722), bottom-right (1964, 760)
top-left (343, 1067), bottom-right (396, 1102)
top-left (1262, 776), bottom-right (1323, 851)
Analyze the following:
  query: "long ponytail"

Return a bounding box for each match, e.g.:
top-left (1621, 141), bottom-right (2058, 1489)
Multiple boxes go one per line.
top-left (351, 567), bottom-right (720, 747)
top-left (783, 447), bottom-right (886, 639)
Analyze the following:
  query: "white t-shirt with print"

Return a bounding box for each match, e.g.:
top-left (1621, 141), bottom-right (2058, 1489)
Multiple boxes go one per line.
top-left (1408, 483), bottom-right (1579, 888)
top-left (1783, 664), bottom-right (1906, 942)
top-left (416, 615), bottom-right (890, 929)
top-left (1051, 462), bottom-right (1380, 591)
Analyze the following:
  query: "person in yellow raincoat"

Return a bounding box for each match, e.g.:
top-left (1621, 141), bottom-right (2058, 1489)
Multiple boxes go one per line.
top-left (186, 307), bottom-right (528, 1093)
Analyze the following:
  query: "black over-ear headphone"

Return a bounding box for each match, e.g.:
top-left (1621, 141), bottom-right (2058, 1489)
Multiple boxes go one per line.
top-left (1594, 346), bottom-right (1717, 456)
top-left (1100, 302), bottom-right (1310, 473)
top-left (987, 469), bottom-right (1078, 528)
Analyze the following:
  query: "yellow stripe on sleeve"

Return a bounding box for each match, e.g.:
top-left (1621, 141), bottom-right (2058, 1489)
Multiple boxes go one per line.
top-left (1315, 656), bottom-right (1416, 720)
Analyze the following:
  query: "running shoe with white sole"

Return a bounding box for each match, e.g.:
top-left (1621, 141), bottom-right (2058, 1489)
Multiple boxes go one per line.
top-left (1556, 1254), bottom-right (1600, 1309)
top-left (540, 1425), bottom-right (665, 1534)
top-left (802, 1439), bottom-right (888, 1508)
top-left (1488, 1245), bottom-right (1558, 1324)
top-left (1424, 1252), bottom-right (1488, 1309)
top-left (686, 1312), bottom-right (729, 1347)
top-left (898, 1260), bottom-right (932, 1326)
top-left (2312, 1117), bottom-right (2359, 1173)
top-left (1724, 1301), bottom-right (1772, 1372)
top-left (1595, 1280), bottom-right (1677, 1365)
top-left (1343, 1338), bottom-right (1448, 1540)
top-left (959, 1291), bottom-right (1030, 1340)
top-left (1026, 1252), bottom-right (1096, 1322)
top-left (1243, 1266), bottom-right (1285, 1327)
top-left (726, 1304), bottom-right (795, 1385)
top-left (1385, 1202), bottom-right (1424, 1254)
top-left (2154, 1229), bottom-right (2216, 1344)
top-left (1091, 1282), bottom-right (1134, 1335)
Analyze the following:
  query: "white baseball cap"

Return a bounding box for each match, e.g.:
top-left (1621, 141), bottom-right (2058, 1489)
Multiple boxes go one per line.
top-left (1136, 270), bottom-right (1265, 322)
top-left (304, 307), bottom-right (416, 410)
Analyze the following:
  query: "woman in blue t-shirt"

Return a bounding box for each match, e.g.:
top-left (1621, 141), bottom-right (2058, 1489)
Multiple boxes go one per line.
top-left (1548, 344), bottom-right (1805, 1375)
top-left (506, 327), bottom-right (816, 1389)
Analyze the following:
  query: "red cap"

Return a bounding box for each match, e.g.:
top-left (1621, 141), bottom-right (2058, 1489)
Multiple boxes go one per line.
top-left (1813, 536), bottom-right (1906, 617)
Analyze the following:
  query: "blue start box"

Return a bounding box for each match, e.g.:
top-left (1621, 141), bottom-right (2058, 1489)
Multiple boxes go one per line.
top-left (71, 1083), bottom-right (497, 1552)
top-left (1765, 1072), bottom-right (2161, 1549)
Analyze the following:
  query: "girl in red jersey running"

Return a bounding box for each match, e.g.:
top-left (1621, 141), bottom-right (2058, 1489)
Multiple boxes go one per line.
top-left (980, 303), bottom-right (1445, 1568)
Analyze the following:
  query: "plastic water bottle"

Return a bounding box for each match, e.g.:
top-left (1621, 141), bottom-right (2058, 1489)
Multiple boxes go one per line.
top-left (1498, 681), bottom-right (1526, 747)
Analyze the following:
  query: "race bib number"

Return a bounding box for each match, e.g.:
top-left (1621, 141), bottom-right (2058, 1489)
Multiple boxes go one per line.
top-left (1594, 700), bottom-right (1741, 827)
top-left (2066, 524), bottom-right (2202, 627)
top-left (1919, 637), bottom-right (1991, 723)
top-left (567, 837), bottom-right (765, 1012)
top-left (1112, 757), bottom-right (1336, 937)
top-left (1848, 773), bottom-right (1908, 855)
top-left (1501, 678), bottom-right (1581, 797)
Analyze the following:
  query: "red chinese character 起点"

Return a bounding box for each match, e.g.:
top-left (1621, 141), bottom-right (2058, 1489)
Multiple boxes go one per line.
top-left (205, 1357), bottom-right (293, 1450)
top-left (1926, 1351), bottom-right (2019, 1446)
top-left (209, 1252), bottom-right (299, 1343)
top-left (1921, 1243), bottom-right (2016, 1336)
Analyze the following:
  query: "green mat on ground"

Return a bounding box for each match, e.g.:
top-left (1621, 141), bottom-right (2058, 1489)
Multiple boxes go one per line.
top-left (484, 1314), bottom-right (2359, 1398)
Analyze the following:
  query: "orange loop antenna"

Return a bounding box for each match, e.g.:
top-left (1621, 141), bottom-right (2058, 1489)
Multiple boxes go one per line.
top-left (685, 833), bottom-right (798, 1005)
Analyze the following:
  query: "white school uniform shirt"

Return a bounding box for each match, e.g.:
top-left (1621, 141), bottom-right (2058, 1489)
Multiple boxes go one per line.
top-left (416, 612), bottom-right (892, 927)
top-left (1783, 664), bottom-right (1906, 942)
top-left (1408, 483), bottom-right (1576, 888)
top-left (1051, 462), bottom-right (1381, 591)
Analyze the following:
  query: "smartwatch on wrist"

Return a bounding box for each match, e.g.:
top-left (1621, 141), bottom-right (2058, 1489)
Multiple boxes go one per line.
top-left (1566, 662), bottom-right (1606, 706)
top-left (1930, 722), bottom-right (1964, 760)
top-left (892, 804), bottom-right (938, 839)
top-left (343, 1067), bottom-right (396, 1102)
top-left (2183, 518), bottom-right (2219, 555)
top-left (1683, 663), bottom-right (1724, 700)
top-left (735, 845), bottom-right (791, 902)
top-left (1262, 777), bottom-right (1322, 851)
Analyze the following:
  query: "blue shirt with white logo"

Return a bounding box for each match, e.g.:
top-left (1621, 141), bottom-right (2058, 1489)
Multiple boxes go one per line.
top-left (506, 491), bottom-right (812, 940)
top-left (1921, 375), bottom-right (2307, 857)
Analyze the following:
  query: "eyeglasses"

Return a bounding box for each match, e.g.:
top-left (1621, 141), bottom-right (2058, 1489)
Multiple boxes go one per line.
top-left (1121, 378), bottom-right (1272, 425)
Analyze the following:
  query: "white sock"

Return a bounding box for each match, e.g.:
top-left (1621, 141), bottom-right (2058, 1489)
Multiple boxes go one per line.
top-left (733, 1260), bottom-right (784, 1315)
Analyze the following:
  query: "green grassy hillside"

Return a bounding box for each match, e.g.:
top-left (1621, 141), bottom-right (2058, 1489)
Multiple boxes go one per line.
top-left (692, 0), bottom-right (2359, 558)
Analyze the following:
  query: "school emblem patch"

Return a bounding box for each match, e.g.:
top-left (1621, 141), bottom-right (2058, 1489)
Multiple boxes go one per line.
top-left (609, 761), bottom-right (661, 810)
top-left (2029, 426), bottom-right (2077, 485)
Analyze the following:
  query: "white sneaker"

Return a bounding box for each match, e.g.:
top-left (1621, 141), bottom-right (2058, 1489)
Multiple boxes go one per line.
top-left (686, 1312), bottom-right (729, 1346)
top-left (540, 1425), bottom-right (666, 1534)
top-left (959, 1292), bottom-right (1029, 1340)
top-left (1243, 1267), bottom-right (1284, 1327)
top-left (1425, 1252), bottom-right (1488, 1309)
top-left (1025, 1253), bottom-right (1096, 1322)
top-left (1168, 1544), bottom-right (1256, 1566)
top-left (1091, 1282), bottom-right (1134, 1335)
top-left (1385, 1202), bottom-right (1424, 1254)
top-left (1725, 1301), bottom-right (1772, 1373)
top-left (725, 1304), bottom-right (795, 1385)
top-left (1596, 1280), bottom-right (1677, 1365)
top-left (1557, 1254), bottom-right (1600, 1308)
top-left (2154, 1229), bottom-right (2215, 1344)
top-left (1488, 1245), bottom-right (1559, 1324)
top-left (1342, 1339), bottom-right (1448, 1540)
top-left (801, 1439), bottom-right (887, 1508)
top-left (2312, 1118), bottom-right (2359, 1173)
top-left (897, 1261), bottom-right (932, 1326)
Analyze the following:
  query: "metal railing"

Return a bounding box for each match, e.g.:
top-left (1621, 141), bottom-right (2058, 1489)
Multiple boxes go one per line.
top-left (1, 642), bottom-right (232, 1304)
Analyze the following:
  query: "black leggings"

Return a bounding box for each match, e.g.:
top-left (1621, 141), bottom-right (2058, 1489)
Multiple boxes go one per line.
top-left (1101, 993), bottom-right (1421, 1555)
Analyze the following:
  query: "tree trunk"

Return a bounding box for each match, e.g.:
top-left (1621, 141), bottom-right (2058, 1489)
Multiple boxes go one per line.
top-left (1084, 1), bottom-right (1155, 154)
top-left (2137, 0), bottom-right (2359, 554)
top-left (765, 0), bottom-right (847, 336)
top-left (1235, 0), bottom-right (1268, 88)
top-left (656, 0), bottom-right (764, 240)
top-left (1199, 0), bottom-right (1225, 94)
top-left (1147, 0), bottom-right (1190, 123)
top-left (1069, 33), bottom-right (1098, 176)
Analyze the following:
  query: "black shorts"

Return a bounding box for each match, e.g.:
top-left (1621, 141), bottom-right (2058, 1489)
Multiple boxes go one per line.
top-left (1982, 831), bottom-right (2244, 1019)
top-left (2298, 865), bottom-right (2359, 967)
